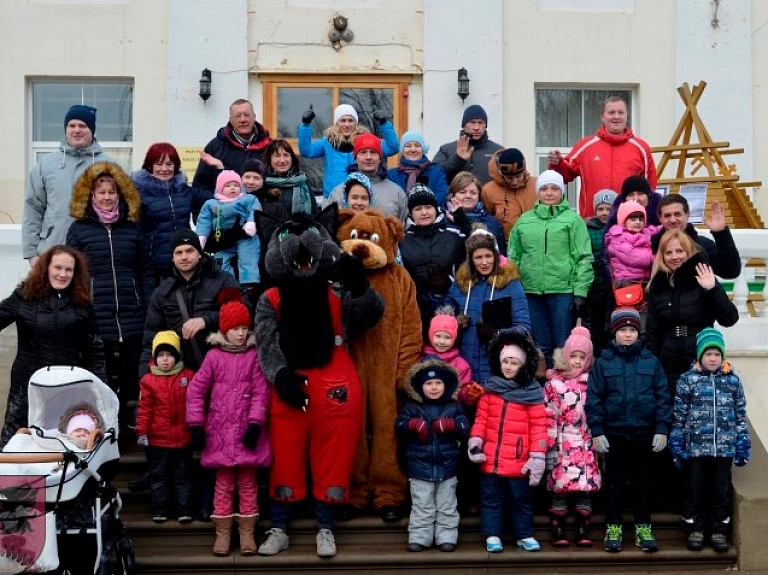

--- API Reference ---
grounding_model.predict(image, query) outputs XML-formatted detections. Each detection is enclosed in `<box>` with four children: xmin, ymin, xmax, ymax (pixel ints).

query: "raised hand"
<box><xmin>704</xmin><ymin>200</ymin><xmax>727</xmax><ymax>232</ymax></box>
<box><xmin>694</xmin><ymin>262</ymin><xmax>716</xmax><ymax>291</ymax></box>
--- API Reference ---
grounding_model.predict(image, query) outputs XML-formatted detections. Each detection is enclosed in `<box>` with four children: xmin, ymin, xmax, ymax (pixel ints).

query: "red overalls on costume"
<box><xmin>265</xmin><ymin>286</ymin><xmax>364</xmax><ymax>503</ymax></box>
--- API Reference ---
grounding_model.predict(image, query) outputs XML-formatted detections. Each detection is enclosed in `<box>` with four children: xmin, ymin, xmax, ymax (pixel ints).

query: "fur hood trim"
<box><xmin>453</xmin><ymin>258</ymin><xmax>521</xmax><ymax>292</ymax></box>
<box><xmin>403</xmin><ymin>358</ymin><xmax>460</xmax><ymax>403</ymax></box>
<box><xmin>71</xmin><ymin>161</ymin><xmax>141</xmax><ymax>221</ymax></box>
<box><xmin>206</xmin><ymin>330</ymin><xmax>256</xmax><ymax>351</ymax></box>
<box><xmin>487</xmin><ymin>328</ymin><xmax>540</xmax><ymax>384</ymax></box>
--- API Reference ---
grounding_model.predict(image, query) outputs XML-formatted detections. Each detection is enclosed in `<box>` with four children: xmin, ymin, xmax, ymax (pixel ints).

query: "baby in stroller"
<box><xmin>57</xmin><ymin>402</ymin><xmax>104</xmax><ymax>451</ymax></box>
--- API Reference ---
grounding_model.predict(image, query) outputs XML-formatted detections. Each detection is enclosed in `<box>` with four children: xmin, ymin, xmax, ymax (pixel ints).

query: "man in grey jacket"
<box><xmin>22</xmin><ymin>105</ymin><xmax>114</xmax><ymax>267</ymax></box>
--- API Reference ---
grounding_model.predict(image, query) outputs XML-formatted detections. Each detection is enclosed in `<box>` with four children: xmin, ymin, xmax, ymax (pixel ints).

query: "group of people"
<box><xmin>2</xmin><ymin>95</ymin><xmax>749</xmax><ymax>559</ymax></box>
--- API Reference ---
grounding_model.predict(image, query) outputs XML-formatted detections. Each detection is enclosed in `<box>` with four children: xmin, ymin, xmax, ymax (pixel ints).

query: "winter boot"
<box><xmin>237</xmin><ymin>514</ymin><xmax>259</xmax><ymax>556</ymax></box>
<box><xmin>211</xmin><ymin>515</ymin><xmax>234</xmax><ymax>556</ymax></box>
<box><xmin>574</xmin><ymin>513</ymin><xmax>593</xmax><ymax>547</ymax></box>
<box><xmin>549</xmin><ymin>515</ymin><xmax>569</xmax><ymax>547</ymax></box>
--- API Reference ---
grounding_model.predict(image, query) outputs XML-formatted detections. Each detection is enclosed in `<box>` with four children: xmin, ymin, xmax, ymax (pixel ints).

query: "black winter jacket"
<box><xmin>132</xmin><ymin>170</ymin><xmax>212</xmax><ymax>275</ymax></box>
<box><xmin>645</xmin><ymin>252</ymin><xmax>739</xmax><ymax>387</ymax></box>
<box><xmin>139</xmin><ymin>257</ymin><xmax>242</xmax><ymax>375</ymax></box>
<box><xmin>399</xmin><ymin>218</ymin><xmax>465</xmax><ymax>295</ymax></box>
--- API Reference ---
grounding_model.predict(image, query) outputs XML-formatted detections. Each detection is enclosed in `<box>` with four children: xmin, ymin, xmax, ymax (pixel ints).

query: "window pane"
<box><xmin>340</xmin><ymin>88</ymin><xmax>394</xmax><ymax>137</ymax></box>
<box><xmin>277</xmin><ymin>87</ymin><xmax>332</xmax><ymax>139</ymax></box>
<box><xmin>535</xmin><ymin>89</ymin><xmax>581</xmax><ymax>147</ymax></box>
<box><xmin>583</xmin><ymin>90</ymin><xmax>632</xmax><ymax>132</ymax></box>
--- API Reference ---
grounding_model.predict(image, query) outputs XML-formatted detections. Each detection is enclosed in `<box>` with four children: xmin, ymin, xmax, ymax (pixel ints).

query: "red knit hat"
<box><xmin>429</xmin><ymin>313</ymin><xmax>458</xmax><ymax>343</ymax></box>
<box><xmin>218</xmin><ymin>288</ymin><xmax>251</xmax><ymax>333</ymax></box>
<box><xmin>353</xmin><ymin>133</ymin><xmax>383</xmax><ymax>158</ymax></box>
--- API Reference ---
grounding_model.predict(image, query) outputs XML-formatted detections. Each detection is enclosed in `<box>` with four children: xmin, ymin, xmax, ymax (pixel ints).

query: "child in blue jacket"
<box><xmin>396</xmin><ymin>360</ymin><xmax>469</xmax><ymax>553</ymax></box>
<box><xmin>669</xmin><ymin>328</ymin><xmax>749</xmax><ymax>553</ymax></box>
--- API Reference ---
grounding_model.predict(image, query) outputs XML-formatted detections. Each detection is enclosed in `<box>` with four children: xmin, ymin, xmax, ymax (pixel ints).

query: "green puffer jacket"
<box><xmin>507</xmin><ymin>198</ymin><xmax>593</xmax><ymax>297</ymax></box>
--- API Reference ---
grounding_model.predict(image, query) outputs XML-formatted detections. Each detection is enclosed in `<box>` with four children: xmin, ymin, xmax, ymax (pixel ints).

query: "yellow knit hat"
<box><xmin>152</xmin><ymin>330</ymin><xmax>181</xmax><ymax>361</ymax></box>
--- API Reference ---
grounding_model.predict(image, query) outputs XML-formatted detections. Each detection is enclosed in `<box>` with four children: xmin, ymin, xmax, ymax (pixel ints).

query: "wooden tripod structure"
<box><xmin>652</xmin><ymin>81</ymin><xmax>764</xmax><ymax>228</ymax></box>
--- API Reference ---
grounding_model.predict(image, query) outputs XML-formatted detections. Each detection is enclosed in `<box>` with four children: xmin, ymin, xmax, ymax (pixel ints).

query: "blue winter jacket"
<box><xmin>298</xmin><ymin>122</ymin><xmax>399</xmax><ymax>198</ymax></box>
<box><xmin>395</xmin><ymin>360</ymin><xmax>470</xmax><ymax>482</ymax></box>
<box><xmin>670</xmin><ymin>362</ymin><xmax>750</xmax><ymax>460</ymax></box>
<box><xmin>586</xmin><ymin>340</ymin><xmax>671</xmax><ymax>439</ymax></box>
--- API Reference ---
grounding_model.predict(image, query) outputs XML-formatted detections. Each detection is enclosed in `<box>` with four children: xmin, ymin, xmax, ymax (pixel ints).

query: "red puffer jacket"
<box><xmin>471</xmin><ymin>392</ymin><xmax>548</xmax><ymax>478</ymax></box>
<box><xmin>135</xmin><ymin>364</ymin><xmax>196</xmax><ymax>448</ymax></box>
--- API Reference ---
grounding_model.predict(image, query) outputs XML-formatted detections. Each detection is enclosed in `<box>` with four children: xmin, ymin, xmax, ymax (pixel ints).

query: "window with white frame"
<box><xmin>31</xmin><ymin>81</ymin><xmax>134</xmax><ymax>170</ymax></box>
<box><xmin>535</xmin><ymin>87</ymin><xmax>632</xmax><ymax>206</ymax></box>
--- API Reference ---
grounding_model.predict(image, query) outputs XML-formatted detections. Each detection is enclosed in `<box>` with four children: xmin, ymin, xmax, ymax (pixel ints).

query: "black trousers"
<box><xmin>103</xmin><ymin>336</ymin><xmax>142</xmax><ymax>404</ymax></box>
<box><xmin>681</xmin><ymin>456</ymin><xmax>732</xmax><ymax>534</ymax></box>
<box><xmin>146</xmin><ymin>445</ymin><xmax>194</xmax><ymax>518</ymax></box>
<box><xmin>603</xmin><ymin>433</ymin><xmax>653</xmax><ymax>525</ymax></box>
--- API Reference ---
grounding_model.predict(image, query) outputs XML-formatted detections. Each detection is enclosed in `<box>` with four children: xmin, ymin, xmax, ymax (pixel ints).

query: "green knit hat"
<box><xmin>696</xmin><ymin>327</ymin><xmax>725</xmax><ymax>362</ymax></box>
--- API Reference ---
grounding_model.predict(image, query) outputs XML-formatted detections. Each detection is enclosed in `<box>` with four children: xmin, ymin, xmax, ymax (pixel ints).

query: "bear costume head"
<box><xmin>336</xmin><ymin>208</ymin><xmax>404</xmax><ymax>269</ymax></box>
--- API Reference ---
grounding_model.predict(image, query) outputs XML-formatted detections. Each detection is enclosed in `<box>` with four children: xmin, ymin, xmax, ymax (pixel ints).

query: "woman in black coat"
<box><xmin>67</xmin><ymin>162</ymin><xmax>155</xmax><ymax>413</ymax></box>
<box><xmin>0</xmin><ymin>245</ymin><xmax>105</xmax><ymax>445</ymax></box>
<box><xmin>645</xmin><ymin>229</ymin><xmax>739</xmax><ymax>393</ymax></box>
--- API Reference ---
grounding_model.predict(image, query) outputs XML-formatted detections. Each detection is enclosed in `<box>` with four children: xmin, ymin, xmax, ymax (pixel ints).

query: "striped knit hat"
<box><xmin>610</xmin><ymin>307</ymin><xmax>641</xmax><ymax>335</ymax></box>
<box><xmin>696</xmin><ymin>327</ymin><xmax>725</xmax><ymax>362</ymax></box>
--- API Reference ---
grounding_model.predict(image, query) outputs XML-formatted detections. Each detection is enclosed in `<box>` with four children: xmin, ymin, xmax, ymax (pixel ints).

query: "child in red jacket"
<box><xmin>467</xmin><ymin>328</ymin><xmax>548</xmax><ymax>553</ymax></box>
<box><xmin>135</xmin><ymin>330</ymin><xmax>197</xmax><ymax>524</ymax></box>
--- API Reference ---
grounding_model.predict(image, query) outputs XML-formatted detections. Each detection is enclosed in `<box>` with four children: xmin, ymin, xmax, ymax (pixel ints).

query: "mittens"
<box><xmin>373</xmin><ymin>109</ymin><xmax>388</xmax><ymax>125</ymax></box>
<box><xmin>593</xmin><ymin>435</ymin><xmax>609</xmax><ymax>454</ymax></box>
<box><xmin>301</xmin><ymin>107</ymin><xmax>316</xmax><ymax>125</ymax></box>
<box><xmin>521</xmin><ymin>452</ymin><xmax>546</xmax><ymax>486</ymax></box>
<box><xmin>432</xmin><ymin>417</ymin><xmax>456</xmax><ymax>435</ymax></box>
<box><xmin>242</xmin><ymin>423</ymin><xmax>261</xmax><ymax>450</ymax></box>
<box><xmin>467</xmin><ymin>437</ymin><xmax>486</xmax><ymax>463</ymax></box>
<box><xmin>463</xmin><ymin>382</ymin><xmax>484</xmax><ymax>405</ymax></box>
<box><xmin>198</xmin><ymin>235</ymin><xmax>208</xmax><ymax>250</ymax></box>
<box><xmin>407</xmin><ymin>418</ymin><xmax>429</xmax><ymax>442</ymax></box>
<box><xmin>475</xmin><ymin>321</ymin><xmax>497</xmax><ymax>345</ymax></box>
<box><xmin>336</xmin><ymin>252</ymin><xmax>369</xmax><ymax>298</ymax></box>
<box><xmin>243</xmin><ymin>221</ymin><xmax>256</xmax><ymax>237</ymax></box>
<box><xmin>137</xmin><ymin>435</ymin><xmax>148</xmax><ymax>448</ymax></box>
<box><xmin>651</xmin><ymin>434</ymin><xmax>667</xmax><ymax>453</ymax></box>
<box><xmin>275</xmin><ymin>369</ymin><xmax>309</xmax><ymax>409</ymax></box>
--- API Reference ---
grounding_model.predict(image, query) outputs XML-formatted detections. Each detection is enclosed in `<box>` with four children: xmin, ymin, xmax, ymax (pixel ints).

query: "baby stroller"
<box><xmin>0</xmin><ymin>366</ymin><xmax>135</xmax><ymax>574</ymax></box>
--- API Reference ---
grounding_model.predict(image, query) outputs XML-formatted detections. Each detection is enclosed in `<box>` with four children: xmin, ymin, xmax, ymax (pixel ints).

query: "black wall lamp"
<box><xmin>199</xmin><ymin>69</ymin><xmax>212</xmax><ymax>102</ymax></box>
<box><xmin>457</xmin><ymin>68</ymin><xmax>470</xmax><ymax>102</ymax></box>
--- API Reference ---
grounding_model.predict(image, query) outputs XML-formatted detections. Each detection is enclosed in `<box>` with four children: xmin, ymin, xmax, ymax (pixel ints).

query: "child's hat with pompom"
<box><xmin>218</xmin><ymin>288</ymin><xmax>251</xmax><ymax>333</ymax></box>
<box><xmin>562</xmin><ymin>326</ymin><xmax>593</xmax><ymax>374</ymax></box>
<box><xmin>429</xmin><ymin>306</ymin><xmax>458</xmax><ymax>343</ymax></box>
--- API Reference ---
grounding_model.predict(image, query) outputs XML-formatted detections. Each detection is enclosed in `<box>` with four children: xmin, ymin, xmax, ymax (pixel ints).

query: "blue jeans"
<box><xmin>479</xmin><ymin>473</ymin><xmax>533</xmax><ymax>540</ymax></box>
<box><xmin>269</xmin><ymin>499</ymin><xmax>336</xmax><ymax>531</ymax></box>
<box><xmin>527</xmin><ymin>293</ymin><xmax>575</xmax><ymax>368</ymax></box>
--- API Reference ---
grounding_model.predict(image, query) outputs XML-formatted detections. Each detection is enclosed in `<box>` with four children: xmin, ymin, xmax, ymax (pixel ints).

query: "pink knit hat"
<box><xmin>562</xmin><ymin>326</ymin><xmax>593</xmax><ymax>376</ymax></box>
<box><xmin>215</xmin><ymin>170</ymin><xmax>243</xmax><ymax>200</ymax></box>
<box><xmin>617</xmin><ymin>200</ymin><xmax>646</xmax><ymax>229</ymax></box>
<box><xmin>66</xmin><ymin>412</ymin><xmax>98</xmax><ymax>436</ymax></box>
<box><xmin>429</xmin><ymin>313</ymin><xmax>458</xmax><ymax>343</ymax></box>
<box><xmin>500</xmin><ymin>344</ymin><xmax>527</xmax><ymax>364</ymax></box>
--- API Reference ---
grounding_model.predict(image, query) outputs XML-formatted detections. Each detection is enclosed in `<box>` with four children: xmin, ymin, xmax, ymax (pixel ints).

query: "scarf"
<box><xmin>91</xmin><ymin>193</ymin><xmax>120</xmax><ymax>224</ymax></box>
<box><xmin>397</xmin><ymin>157</ymin><xmax>430</xmax><ymax>194</ymax></box>
<box><xmin>265</xmin><ymin>172</ymin><xmax>313</xmax><ymax>215</ymax></box>
<box><xmin>150</xmin><ymin>360</ymin><xmax>186</xmax><ymax>376</ymax></box>
<box><xmin>484</xmin><ymin>375</ymin><xmax>544</xmax><ymax>405</ymax></box>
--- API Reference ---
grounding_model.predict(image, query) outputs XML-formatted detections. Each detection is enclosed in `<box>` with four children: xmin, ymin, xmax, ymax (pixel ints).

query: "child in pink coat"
<box><xmin>605</xmin><ymin>200</ymin><xmax>662</xmax><ymax>289</ymax></box>
<box><xmin>187</xmin><ymin>290</ymin><xmax>271</xmax><ymax>558</ymax></box>
<box><xmin>543</xmin><ymin>326</ymin><xmax>601</xmax><ymax>548</ymax></box>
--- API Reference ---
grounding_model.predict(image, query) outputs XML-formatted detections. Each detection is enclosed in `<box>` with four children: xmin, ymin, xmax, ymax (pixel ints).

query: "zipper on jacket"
<box><xmin>493</xmin><ymin>401</ymin><xmax>508</xmax><ymax>474</ymax></box>
<box><xmin>711</xmin><ymin>372</ymin><xmax>717</xmax><ymax>456</ymax></box>
<box><xmin>107</xmin><ymin>227</ymin><xmax>123</xmax><ymax>343</ymax></box>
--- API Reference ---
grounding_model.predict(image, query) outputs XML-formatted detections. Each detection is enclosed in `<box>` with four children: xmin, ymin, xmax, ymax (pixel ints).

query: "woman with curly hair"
<box><xmin>0</xmin><ymin>245</ymin><xmax>106</xmax><ymax>445</ymax></box>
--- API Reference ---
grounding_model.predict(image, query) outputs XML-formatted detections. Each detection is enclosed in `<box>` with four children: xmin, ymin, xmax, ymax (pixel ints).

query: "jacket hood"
<box><xmin>453</xmin><ymin>258</ymin><xmax>521</xmax><ymax>293</ymax></box>
<box><xmin>487</xmin><ymin>328</ymin><xmax>540</xmax><ymax>383</ymax></box>
<box><xmin>206</xmin><ymin>330</ymin><xmax>257</xmax><ymax>350</ymax></box>
<box><xmin>131</xmin><ymin>168</ymin><xmax>189</xmax><ymax>191</ymax></box>
<box><xmin>59</xmin><ymin>138</ymin><xmax>103</xmax><ymax>158</ymax></box>
<box><xmin>403</xmin><ymin>358</ymin><xmax>460</xmax><ymax>404</ymax></box>
<box><xmin>71</xmin><ymin>161</ymin><xmax>141</xmax><ymax>221</ymax></box>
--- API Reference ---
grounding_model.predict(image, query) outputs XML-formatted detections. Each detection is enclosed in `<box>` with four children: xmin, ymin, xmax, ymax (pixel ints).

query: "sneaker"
<box><xmin>634</xmin><ymin>523</ymin><xmax>659</xmax><ymax>552</ymax></box>
<box><xmin>316</xmin><ymin>528</ymin><xmax>337</xmax><ymax>558</ymax></box>
<box><xmin>604</xmin><ymin>524</ymin><xmax>623</xmax><ymax>552</ymax></box>
<box><xmin>517</xmin><ymin>537</ymin><xmax>541</xmax><ymax>552</ymax></box>
<box><xmin>438</xmin><ymin>542</ymin><xmax>456</xmax><ymax>552</ymax></box>
<box><xmin>152</xmin><ymin>515</ymin><xmax>167</xmax><ymax>523</ymax></box>
<box><xmin>258</xmin><ymin>528</ymin><xmax>289</xmax><ymax>556</ymax></box>
<box><xmin>687</xmin><ymin>531</ymin><xmax>704</xmax><ymax>551</ymax></box>
<box><xmin>408</xmin><ymin>542</ymin><xmax>429</xmax><ymax>552</ymax></box>
<box><xmin>486</xmin><ymin>536</ymin><xmax>504</xmax><ymax>553</ymax></box>
<box><xmin>177</xmin><ymin>515</ymin><xmax>193</xmax><ymax>524</ymax></box>
<box><xmin>710</xmin><ymin>533</ymin><xmax>730</xmax><ymax>553</ymax></box>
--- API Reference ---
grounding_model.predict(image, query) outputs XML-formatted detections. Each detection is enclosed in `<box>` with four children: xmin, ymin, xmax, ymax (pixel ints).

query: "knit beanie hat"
<box><xmin>412</xmin><ymin>362</ymin><xmax>459</xmax><ymax>395</ymax></box>
<box><xmin>407</xmin><ymin>183</ymin><xmax>438</xmax><ymax>212</ymax></box>
<box><xmin>462</xmin><ymin>104</ymin><xmax>488</xmax><ymax>126</ymax></box>
<box><xmin>344</xmin><ymin>172</ymin><xmax>373</xmax><ymax>201</ymax></box>
<box><xmin>496</xmin><ymin>148</ymin><xmax>526</xmax><ymax>177</ymax></box>
<box><xmin>620</xmin><ymin>175</ymin><xmax>652</xmax><ymax>199</ymax></box>
<box><xmin>66</xmin><ymin>412</ymin><xmax>98</xmax><ymax>436</ymax></box>
<box><xmin>617</xmin><ymin>200</ymin><xmax>646</xmax><ymax>229</ymax></box>
<box><xmin>353</xmin><ymin>133</ymin><xmax>383</xmax><ymax>158</ymax></box>
<box><xmin>536</xmin><ymin>170</ymin><xmax>565</xmax><ymax>193</ymax></box>
<box><xmin>215</xmin><ymin>170</ymin><xmax>243</xmax><ymax>199</ymax></box>
<box><xmin>429</xmin><ymin>313</ymin><xmax>458</xmax><ymax>343</ymax></box>
<box><xmin>219</xmin><ymin>300</ymin><xmax>251</xmax><ymax>334</ymax></box>
<box><xmin>593</xmin><ymin>189</ymin><xmax>618</xmax><ymax>211</ymax></box>
<box><xmin>500</xmin><ymin>344</ymin><xmax>527</xmax><ymax>364</ymax></box>
<box><xmin>610</xmin><ymin>307</ymin><xmax>641</xmax><ymax>335</ymax></box>
<box><xmin>334</xmin><ymin>104</ymin><xmax>359</xmax><ymax>124</ymax></box>
<box><xmin>169</xmin><ymin>228</ymin><xmax>203</xmax><ymax>256</ymax></box>
<box><xmin>562</xmin><ymin>326</ymin><xmax>594</xmax><ymax>374</ymax></box>
<box><xmin>152</xmin><ymin>330</ymin><xmax>182</xmax><ymax>362</ymax></box>
<box><xmin>696</xmin><ymin>327</ymin><xmax>726</xmax><ymax>362</ymax></box>
<box><xmin>399</xmin><ymin>130</ymin><xmax>429</xmax><ymax>155</ymax></box>
<box><xmin>241</xmin><ymin>158</ymin><xmax>266</xmax><ymax>178</ymax></box>
<box><xmin>65</xmin><ymin>104</ymin><xmax>97</xmax><ymax>135</ymax></box>
<box><xmin>465</xmin><ymin>228</ymin><xmax>499</xmax><ymax>274</ymax></box>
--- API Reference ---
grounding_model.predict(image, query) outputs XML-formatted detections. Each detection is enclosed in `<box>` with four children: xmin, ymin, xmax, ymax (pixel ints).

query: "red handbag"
<box><xmin>613</xmin><ymin>283</ymin><xmax>644</xmax><ymax>306</ymax></box>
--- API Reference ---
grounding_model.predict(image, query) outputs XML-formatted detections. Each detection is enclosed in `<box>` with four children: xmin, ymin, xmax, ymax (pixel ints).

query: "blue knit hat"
<box><xmin>462</xmin><ymin>104</ymin><xmax>488</xmax><ymax>126</ymax></box>
<box><xmin>65</xmin><ymin>105</ymin><xmax>97</xmax><ymax>135</ymax></box>
<box><xmin>399</xmin><ymin>130</ymin><xmax>429</xmax><ymax>155</ymax></box>
<box><xmin>696</xmin><ymin>327</ymin><xmax>725</xmax><ymax>362</ymax></box>
<box><xmin>344</xmin><ymin>172</ymin><xmax>373</xmax><ymax>203</ymax></box>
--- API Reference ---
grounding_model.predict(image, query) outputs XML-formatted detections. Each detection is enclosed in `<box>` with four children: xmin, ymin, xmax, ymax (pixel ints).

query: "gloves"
<box><xmin>243</xmin><ymin>221</ymin><xmax>256</xmax><ymax>237</ymax></box>
<box><xmin>734</xmin><ymin>454</ymin><xmax>749</xmax><ymax>467</ymax></box>
<box><xmin>426</xmin><ymin>263</ymin><xmax>451</xmax><ymax>297</ymax></box>
<box><xmin>242</xmin><ymin>423</ymin><xmax>261</xmax><ymax>450</ymax></box>
<box><xmin>569</xmin><ymin>296</ymin><xmax>588</xmax><ymax>319</ymax></box>
<box><xmin>467</xmin><ymin>437</ymin><xmax>486</xmax><ymax>463</ymax></box>
<box><xmin>373</xmin><ymin>109</ymin><xmax>388</xmax><ymax>125</ymax></box>
<box><xmin>190</xmin><ymin>427</ymin><xmax>206</xmax><ymax>451</ymax></box>
<box><xmin>336</xmin><ymin>252</ymin><xmax>369</xmax><ymax>298</ymax></box>
<box><xmin>464</xmin><ymin>382</ymin><xmax>484</xmax><ymax>404</ymax></box>
<box><xmin>451</xmin><ymin>207</ymin><xmax>473</xmax><ymax>237</ymax></box>
<box><xmin>545</xmin><ymin>450</ymin><xmax>558</xmax><ymax>471</ymax></box>
<box><xmin>476</xmin><ymin>321</ymin><xmax>497</xmax><ymax>346</ymax></box>
<box><xmin>521</xmin><ymin>452</ymin><xmax>546</xmax><ymax>486</ymax></box>
<box><xmin>652</xmin><ymin>433</ymin><xmax>668</xmax><ymax>453</ymax></box>
<box><xmin>593</xmin><ymin>435</ymin><xmax>610</xmax><ymax>454</ymax></box>
<box><xmin>673</xmin><ymin>456</ymin><xmax>684</xmax><ymax>471</ymax></box>
<box><xmin>432</xmin><ymin>417</ymin><xmax>456</xmax><ymax>435</ymax></box>
<box><xmin>407</xmin><ymin>418</ymin><xmax>429</xmax><ymax>442</ymax></box>
<box><xmin>275</xmin><ymin>368</ymin><xmax>309</xmax><ymax>409</ymax></box>
<box><xmin>198</xmin><ymin>235</ymin><xmax>208</xmax><ymax>250</ymax></box>
<box><xmin>301</xmin><ymin>106</ymin><xmax>316</xmax><ymax>125</ymax></box>
<box><xmin>137</xmin><ymin>435</ymin><xmax>148</xmax><ymax>448</ymax></box>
